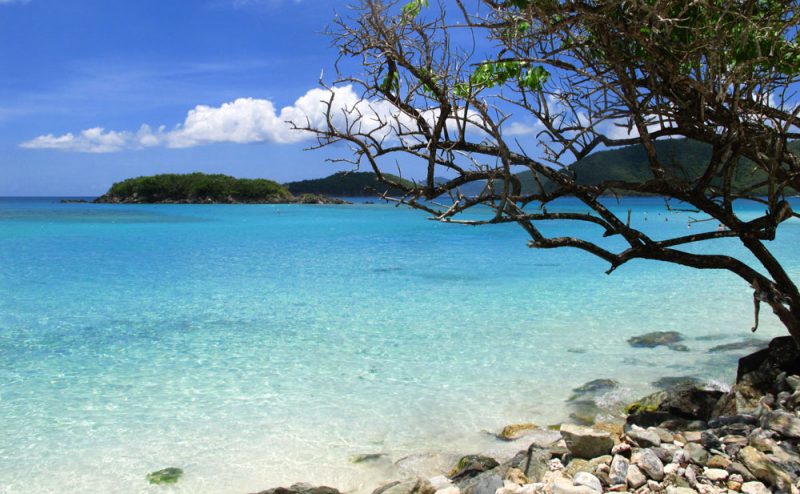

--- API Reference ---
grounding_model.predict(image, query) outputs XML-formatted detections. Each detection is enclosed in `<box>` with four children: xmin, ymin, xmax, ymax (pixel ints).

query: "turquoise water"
<box><xmin>0</xmin><ymin>197</ymin><xmax>798</xmax><ymax>493</ymax></box>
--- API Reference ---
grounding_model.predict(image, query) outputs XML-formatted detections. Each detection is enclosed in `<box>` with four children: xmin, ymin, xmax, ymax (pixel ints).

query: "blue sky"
<box><xmin>0</xmin><ymin>0</ymin><xmax>365</xmax><ymax>195</ymax></box>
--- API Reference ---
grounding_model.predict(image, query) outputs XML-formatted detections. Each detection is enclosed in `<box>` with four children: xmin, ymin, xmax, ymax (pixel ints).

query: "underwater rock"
<box><xmin>627</xmin><ymin>331</ymin><xmax>684</xmax><ymax>348</ymax></box>
<box><xmin>146</xmin><ymin>467</ymin><xmax>183</xmax><ymax>485</ymax></box>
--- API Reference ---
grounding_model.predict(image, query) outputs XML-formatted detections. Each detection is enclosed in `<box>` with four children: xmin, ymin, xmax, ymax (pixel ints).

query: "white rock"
<box><xmin>548</xmin><ymin>475</ymin><xmax>597</xmax><ymax>494</ymax></box>
<box><xmin>740</xmin><ymin>481</ymin><xmax>771</xmax><ymax>494</ymax></box>
<box><xmin>572</xmin><ymin>472</ymin><xmax>602</xmax><ymax>493</ymax></box>
<box><xmin>703</xmin><ymin>468</ymin><xmax>728</xmax><ymax>482</ymax></box>
<box><xmin>664</xmin><ymin>463</ymin><xmax>680</xmax><ymax>475</ymax></box>
<box><xmin>517</xmin><ymin>484</ymin><xmax>542</xmax><ymax>494</ymax></box>
<box><xmin>434</xmin><ymin>487</ymin><xmax>459</xmax><ymax>494</ymax></box>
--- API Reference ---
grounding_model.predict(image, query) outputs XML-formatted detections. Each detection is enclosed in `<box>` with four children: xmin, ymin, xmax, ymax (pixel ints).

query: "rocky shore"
<box><xmin>242</xmin><ymin>336</ymin><xmax>800</xmax><ymax>494</ymax></box>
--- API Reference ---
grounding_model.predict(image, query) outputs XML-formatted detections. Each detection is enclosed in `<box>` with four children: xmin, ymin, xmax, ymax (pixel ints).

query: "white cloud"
<box><xmin>504</xmin><ymin>121</ymin><xmax>540</xmax><ymax>137</ymax></box>
<box><xmin>21</xmin><ymin>86</ymin><xmax>485</xmax><ymax>153</ymax></box>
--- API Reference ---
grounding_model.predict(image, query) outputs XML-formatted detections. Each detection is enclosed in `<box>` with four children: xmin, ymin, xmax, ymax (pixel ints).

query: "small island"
<box><xmin>92</xmin><ymin>173</ymin><xmax>348</xmax><ymax>204</ymax></box>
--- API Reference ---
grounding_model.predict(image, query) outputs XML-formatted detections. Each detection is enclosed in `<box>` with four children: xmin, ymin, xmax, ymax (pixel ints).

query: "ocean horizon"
<box><xmin>1</xmin><ymin>197</ymin><xmax>797</xmax><ymax>493</ymax></box>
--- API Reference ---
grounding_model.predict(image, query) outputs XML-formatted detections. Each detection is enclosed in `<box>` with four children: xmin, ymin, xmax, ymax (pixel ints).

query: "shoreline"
<box><xmin>237</xmin><ymin>336</ymin><xmax>798</xmax><ymax>494</ymax></box>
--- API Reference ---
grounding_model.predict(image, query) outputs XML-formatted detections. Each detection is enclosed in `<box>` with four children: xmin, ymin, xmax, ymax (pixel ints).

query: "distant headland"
<box><xmin>91</xmin><ymin>173</ymin><xmax>348</xmax><ymax>205</ymax></box>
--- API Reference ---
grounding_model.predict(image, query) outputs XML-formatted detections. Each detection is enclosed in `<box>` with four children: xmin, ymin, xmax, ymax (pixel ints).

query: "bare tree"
<box><xmin>295</xmin><ymin>0</ymin><xmax>800</xmax><ymax>344</ymax></box>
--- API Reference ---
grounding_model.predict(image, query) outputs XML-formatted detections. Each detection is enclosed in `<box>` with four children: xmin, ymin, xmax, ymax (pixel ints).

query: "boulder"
<box><xmin>626</xmin><ymin>384</ymin><xmax>723</xmax><ymax>428</ymax></box>
<box><xmin>715</xmin><ymin>336</ymin><xmax>800</xmax><ymax>416</ymax></box>
<box><xmin>448</xmin><ymin>456</ymin><xmax>499</xmax><ymax>481</ymax></box>
<box><xmin>560</xmin><ymin>424</ymin><xmax>614</xmax><ymax>459</ymax></box>
<box><xmin>255</xmin><ymin>484</ymin><xmax>341</xmax><ymax>494</ymax></box>
<box><xmin>459</xmin><ymin>473</ymin><xmax>501</xmax><ymax>494</ymax></box>
<box><xmin>512</xmin><ymin>446</ymin><xmax>551</xmax><ymax>483</ymax></box>
<box><xmin>738</xmin><ymin>446</ymin><xmax>794</xmax><ymax>490</ymax></box>
<box><xmin>761</xmin><ymin>410</ymin><xmax>800</xmax><ymax>438</ymax></box>
<box><xmin>497</xmin><ymin>423</ymin><xmax>539</xmax><ymax>441</ymax></box>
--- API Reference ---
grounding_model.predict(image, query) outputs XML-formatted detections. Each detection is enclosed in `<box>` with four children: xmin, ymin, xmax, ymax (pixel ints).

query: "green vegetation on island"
<box><xmin>285</xmin><ymin>171</ymin><xmax>414</xmax><ymax>197</ymax></box>
<box><xmin>93</xmin><ymin>173</ymin><xmax>346</xmax><ymax>204</ymax></box>
<box><xmin>515</xmin><ymin>139</ymin><xmax>800</xmax><ymax>196</ymax></box>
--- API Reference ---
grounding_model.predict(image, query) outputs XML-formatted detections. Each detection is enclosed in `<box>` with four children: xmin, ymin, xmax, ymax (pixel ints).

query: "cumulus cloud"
<box><xmin>21</xmin><ymin>86</ymin><xmax>486</xmax><ymax>153</ymax></box>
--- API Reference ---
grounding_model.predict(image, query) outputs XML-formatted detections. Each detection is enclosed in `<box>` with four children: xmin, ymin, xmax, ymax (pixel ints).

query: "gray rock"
<box><xmin>516</xmin><ymin>446</ymin><xmax>551</xmax><ymax>483</ymax></box>
<box><xmin>626</xmin><ymin>464</ymin><xmax>647</xmax><ymax>488</ymax></box>
<box><xmin>708</xmin><ymin>339</ymin><xmax>768</xmax><ymax>353</ymax></box>
<box><xmin>707</xmin><ymin>414</ymin><xmax>758</xmax><ymax>428</ymax></box>
<box><xmin>572</xmin><ymin>472</ymin><xmax>602</xmax><ymax>493</ymax></box>
<box><xmin>650</xmin><ymin>427</ymin><xmax>674</xmax><ymax>443</ymax></box>
<box><xmin>560</xmin><ymin>424</ymin><xmax>614</xmax><ymax>459</ymax></box>
<box><xmin>631</xmin><ymin>449</ymin><xmax>664</xmax><ymax>481</ymax></box>
<box><xmin>448</xmin><ymin>455</ymin><xmax>499</xmax><ymax>481</ymax></box>
<box><xmin>609</xmin><ymin>455</ymin><xmax>629</xmax><ymax>485</ymax></box>
<box><xmin>761</xmin><ymin>410</ymin><xmax>800</xmax><ymax>438</ymax></box>
<box><xmin>740</xmin><ymin>481</ymin><xmax>772</xmax><ymax>494</ymax></box>
<box><xmin>627</xmin><ymin>425</ymin><xmax>661</xmax><ymax>447</ymax></box>
<box><xmin>786</xmin><ymin>375</ymin><xmax>800</xmax><ymax>392</ymax></box>
<box><xmin>255</xmin><ymin>484</ymin><xmax>341</xmax><ymax>494</ymax></box>
<box><xmin>460</xmin><ymin>474</ymin><xmax>501</xmax><ymax>494</ymax></box>
<box><xmin>738</xmin><ymin>445</ymin><xmax>793</xmax><ymax>490</ymax></box>
<box><xmin>703</xmin><ymin>468</ymin><xmax>729</xmax><ymax>482</ymax></box>
<box><xmin>628</xmin><ymin>331</ymin><xmax>683</xmax><ymax>348</ymax></box>
<box><xmin>684</xmin><ymin>442</ymin><xmax>709</xmax><ymax>466</ymax></box>
<box><xmin>727</xmin><ymin>461</ymin><xmax>757</xmax><ymax>481</ymax></box>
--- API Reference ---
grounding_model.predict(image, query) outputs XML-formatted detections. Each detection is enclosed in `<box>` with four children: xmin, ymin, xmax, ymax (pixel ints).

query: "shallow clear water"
<box><xmin>0</xmin><ymin>197</ymin><xmax>797</xmax><ymax>493</ymax></box>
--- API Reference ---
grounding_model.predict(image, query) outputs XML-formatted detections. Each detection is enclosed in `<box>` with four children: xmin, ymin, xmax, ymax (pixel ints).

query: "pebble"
<box><xmin>572</xmin><ymin>472</ymin><xmax>602</xmax><ymax>493</ymax></box>
<box><xmin>625</xmin><ymin>465</ymin><xmax>646</xmax><ymax>489</ymax></box>
<box><xmin>705</xmin><ymin>455</ymin><xmax>730</xmax><ymax>469</ymax></box>
<box><xmin>666</xmin><ymin>488</ymin><xmax>698</xmax><ymax>494</ymax></box>
<box><xmin>608</xmin><ymin>455</ymin><xmax>628</xmax><ymax>485</ymax></box>
<box><xmin>610</xmin><ymin>443</ymin><xmax>631</xmax><ymax>456</ymax></box>
<box><xmin>632</xmin><ymin>449</ymin><xmax>664</xmax><ymax>481</ymax></box>
<box><xmin>703</xmin><ymin>468</ymin><xmax>728</xmax><ymax>482</ymax></box>
<box><xmin>685</xmin><ymin>442</ymin><xmax>709</xmax><ymax>465</ymax></box>
<box><xmin>627</xmin><ymin>425</ymin><xmax>661</xmax><ymax>448</ymax></box>
<box><xmin>740</xmin><ymin>481</ymin><xmax>771</xmax><ymax>494</ymax></box>
<box><xmin>683</xmin><ymin>431</ymin><xmax>703</xmax><ymax>443</ymax></box>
